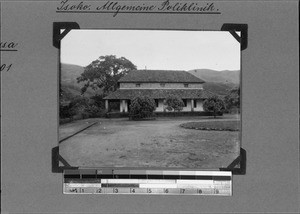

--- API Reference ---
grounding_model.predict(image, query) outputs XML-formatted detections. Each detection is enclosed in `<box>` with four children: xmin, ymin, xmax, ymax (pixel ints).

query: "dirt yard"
<box><xmin>59</xmin><ymin>115</ymin><xmax>240</xmax><ymax>169</ymax></box>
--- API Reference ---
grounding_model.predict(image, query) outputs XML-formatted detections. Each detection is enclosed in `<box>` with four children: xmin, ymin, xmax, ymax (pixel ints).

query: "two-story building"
<box><xmin>103</xmin><ymin>70</ymin><xmax>215</xmax><ymax>113</ymax></box>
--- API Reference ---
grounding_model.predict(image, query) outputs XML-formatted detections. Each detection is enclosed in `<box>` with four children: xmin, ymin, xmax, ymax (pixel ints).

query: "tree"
<box><xmin>165</xmin><ymin>95</ymin><xmax>185</xmax><ymax>112</ymax></box>
<box><xmin>129</xmin><ymin>96</ymin><xmax>156</xmax><ymax>119</ymax></box>
<box><xmin>77</xmin><ymin>55</ymin><xmax>136</xmax><ymax>95</ymax></box>
<box><xmin>224</xmin><ymin>87</ymin><xmax>240</xmax><ymax>111</ymax></box>
<box><xmin>203</xmin><ymin>95</ymin><xmax>225</xmax><ymax>118</ymax></box>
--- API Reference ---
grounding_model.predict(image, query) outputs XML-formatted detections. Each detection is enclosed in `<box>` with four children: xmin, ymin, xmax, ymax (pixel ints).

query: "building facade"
<box><xmin>103</xmin><ymin>70</ymin><xmax>215</xmax><ymax>113</ymax></box>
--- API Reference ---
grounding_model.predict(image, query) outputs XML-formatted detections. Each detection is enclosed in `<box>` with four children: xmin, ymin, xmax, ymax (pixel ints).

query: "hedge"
<box><xmin>154</xmin><ymin>111</ymin><xmax>222</xmax><ymax>117</ymax></box>
<box><xmin>105</xmin><ymin>111</ymin><xmax>222</xmax><ymax>118</ymax></box>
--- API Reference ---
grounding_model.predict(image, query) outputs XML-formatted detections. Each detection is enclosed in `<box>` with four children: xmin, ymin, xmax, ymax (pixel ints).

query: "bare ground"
<box><xmin>59</xmin><ymin>115</ymin><xmax>240</xmax><ymax>169</ymax></box>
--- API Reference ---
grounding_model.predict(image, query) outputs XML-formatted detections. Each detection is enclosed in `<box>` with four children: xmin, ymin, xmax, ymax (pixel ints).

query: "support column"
<box><xmin>121</xmin><ymin>100</ymin><xmax>126</xmax><ymax>113</ymax></box>
<box><xmin>191</xmin><ymin>99</ymin><xmax>194</xmax><ymax>112</ymax></box>
<box><xmin>105</xmin><ymin>100</ymin><xmax>109</xmax><ymax>111</ymax></box>
<box><xmin>120</xmin><ymin>100</ymin><xmax>123</xmax><ymax>112</ymax></box>
<box><xmin>124</xmin><ymin>100</ymin><xmax>128</xmax><ymax>113</ymax></box>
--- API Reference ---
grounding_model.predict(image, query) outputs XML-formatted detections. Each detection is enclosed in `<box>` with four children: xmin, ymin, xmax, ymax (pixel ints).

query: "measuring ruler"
<box><xmin>63</xmin><ymin>169</ymin><xmax>232</xmax><ymax>196</ymax></box>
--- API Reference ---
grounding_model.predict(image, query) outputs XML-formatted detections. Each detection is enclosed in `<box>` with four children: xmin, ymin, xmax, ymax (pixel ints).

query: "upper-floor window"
<box><xmin>136</xmin><ymin>83</ymin><xmax>141</xmax><ymax>87</ymax></box>
<box><xmin>184</xmin><ymin>84</ymin><xmax>189</xmax><ymax>88</ymax></box>
<box><xmin>160</xmin><ymin>83</ymin><xmax>165</xmax><ymax>87</ymax></box>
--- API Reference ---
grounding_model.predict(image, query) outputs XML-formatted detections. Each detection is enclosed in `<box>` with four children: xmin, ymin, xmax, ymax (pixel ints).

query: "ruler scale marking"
<box><xmin>64</xmin><ymin>170</ymin><xmax>232</xmax><ymax>195</ymax></box>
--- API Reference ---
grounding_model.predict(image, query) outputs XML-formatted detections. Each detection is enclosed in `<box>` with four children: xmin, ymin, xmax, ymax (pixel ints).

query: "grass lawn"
<box><xmin>180</xmin><ymin>120</ymin><xmax>240</xmax><ymax>131</ymax></box>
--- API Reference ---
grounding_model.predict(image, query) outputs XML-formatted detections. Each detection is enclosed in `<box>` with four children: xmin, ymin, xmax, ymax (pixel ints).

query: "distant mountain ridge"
<box><xmin>187</xmin><ymin>69</ymin><xmax>240</xmax><ymax>96</ymax></box>
<box><xmin>61</xmin><ymin>64</ymin><xmax>240</xmax><ymax>85</ymax></box>
<box><xmin>188</xmin><ymin>69</ymin><xmax>240</xmax><ymax>84</ymax></box>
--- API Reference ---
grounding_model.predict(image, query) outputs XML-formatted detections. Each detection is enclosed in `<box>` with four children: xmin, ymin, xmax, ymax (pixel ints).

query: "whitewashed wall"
<box><xmin>155</xmin><ymin>100</ymin><xmax>165</xmax><ymax>112</ymax></box>
<box><xmin>153</xmin><ymin>99</ymin><xmax>204</xmax><ymax>112</ymax></box>
<box><xmin>194</xmin><ymin>100</ymin><xmax>204</xmax><ymax>111</ymax></box>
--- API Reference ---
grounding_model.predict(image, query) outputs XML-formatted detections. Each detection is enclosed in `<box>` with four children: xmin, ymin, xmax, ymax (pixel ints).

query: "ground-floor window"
<box><xmin>183</xmin><ymin>99</ymin><xmax>187</xmax><ymax>107</ymax></box>
<box><xmin>155</xmin><ymin>99</ymin><xmax>159</xmax><ymax>107</ymax></box>
<box><xmin>194</xmin><ymin>100</ymin><xmax>197</xmax><ymax>108</ymax></box>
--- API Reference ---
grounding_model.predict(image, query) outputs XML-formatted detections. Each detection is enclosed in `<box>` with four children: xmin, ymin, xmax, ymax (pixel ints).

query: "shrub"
<box><xmin>129</xmin><ymin>96</ymin><xmax>156</xmax><ymax>119</ymax></box>
<box><xmin>165</xmin><ymin>95</ymin><xmax>185</xmax><ymax>112</ymax></box>
<box><xmin>90</xmin><ymin>94</ymin><xmax>106</xmax><ymax>109</ymax></box>
<box><xmin>85</xmin><ymin>105</ymin><xmax>107</xmax><ymax>118</ymax></box>
<box><xmin>68</xmin><ymin>96</ymin><xmax>105</xmax><ymax>118</ymax></box>
<box><xmin>59</xmin><ymin>103</ymin><xmax>74</xmax><ymax>119</ymax></box>
<box><xmin>224</xmin><ymin>87</ymin><xmax>240</xmax><ymax>112</ymax></box>
<box><xmin>203</xmin><ymin>95</ymin><xmax>225</xmax><ymax>118</ymax></box>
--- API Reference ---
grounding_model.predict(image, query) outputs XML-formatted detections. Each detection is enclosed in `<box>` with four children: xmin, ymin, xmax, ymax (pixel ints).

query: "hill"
<box><xmin>60</xmin><ymin>63</ymin><xmax>96</xmax><ymax>100</ymax></box>
<box><xmin>203</xmin><ymin>82</ymin><xmax>237</xmax><ymax>96</ymax></box>
<box><xmin>188</xmin><ymin>69</ymin><xmax>239</xmax><ymax>96</ymax></box>
<box><xmin>188</xmin><ymin>69</ymin><xmax>240</xmax><ymax>84</ymax></box>
<box><xmin>61</xmin><ymin>63</ymin><xmax>85</xmax><ymax>84</ymax></box>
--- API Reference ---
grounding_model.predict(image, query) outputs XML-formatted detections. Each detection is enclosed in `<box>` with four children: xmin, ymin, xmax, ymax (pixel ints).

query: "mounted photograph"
<box><xmin>58</xmin><ymin>29</ymin><xmax>241</xmax><ymax>169</ymax></box>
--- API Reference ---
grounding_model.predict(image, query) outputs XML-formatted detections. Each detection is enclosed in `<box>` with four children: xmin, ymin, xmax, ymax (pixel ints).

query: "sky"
<box><xmin>61</xmin><ymin>29</ymin><xmax>240</xmax><ymax>71</ymax></box>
